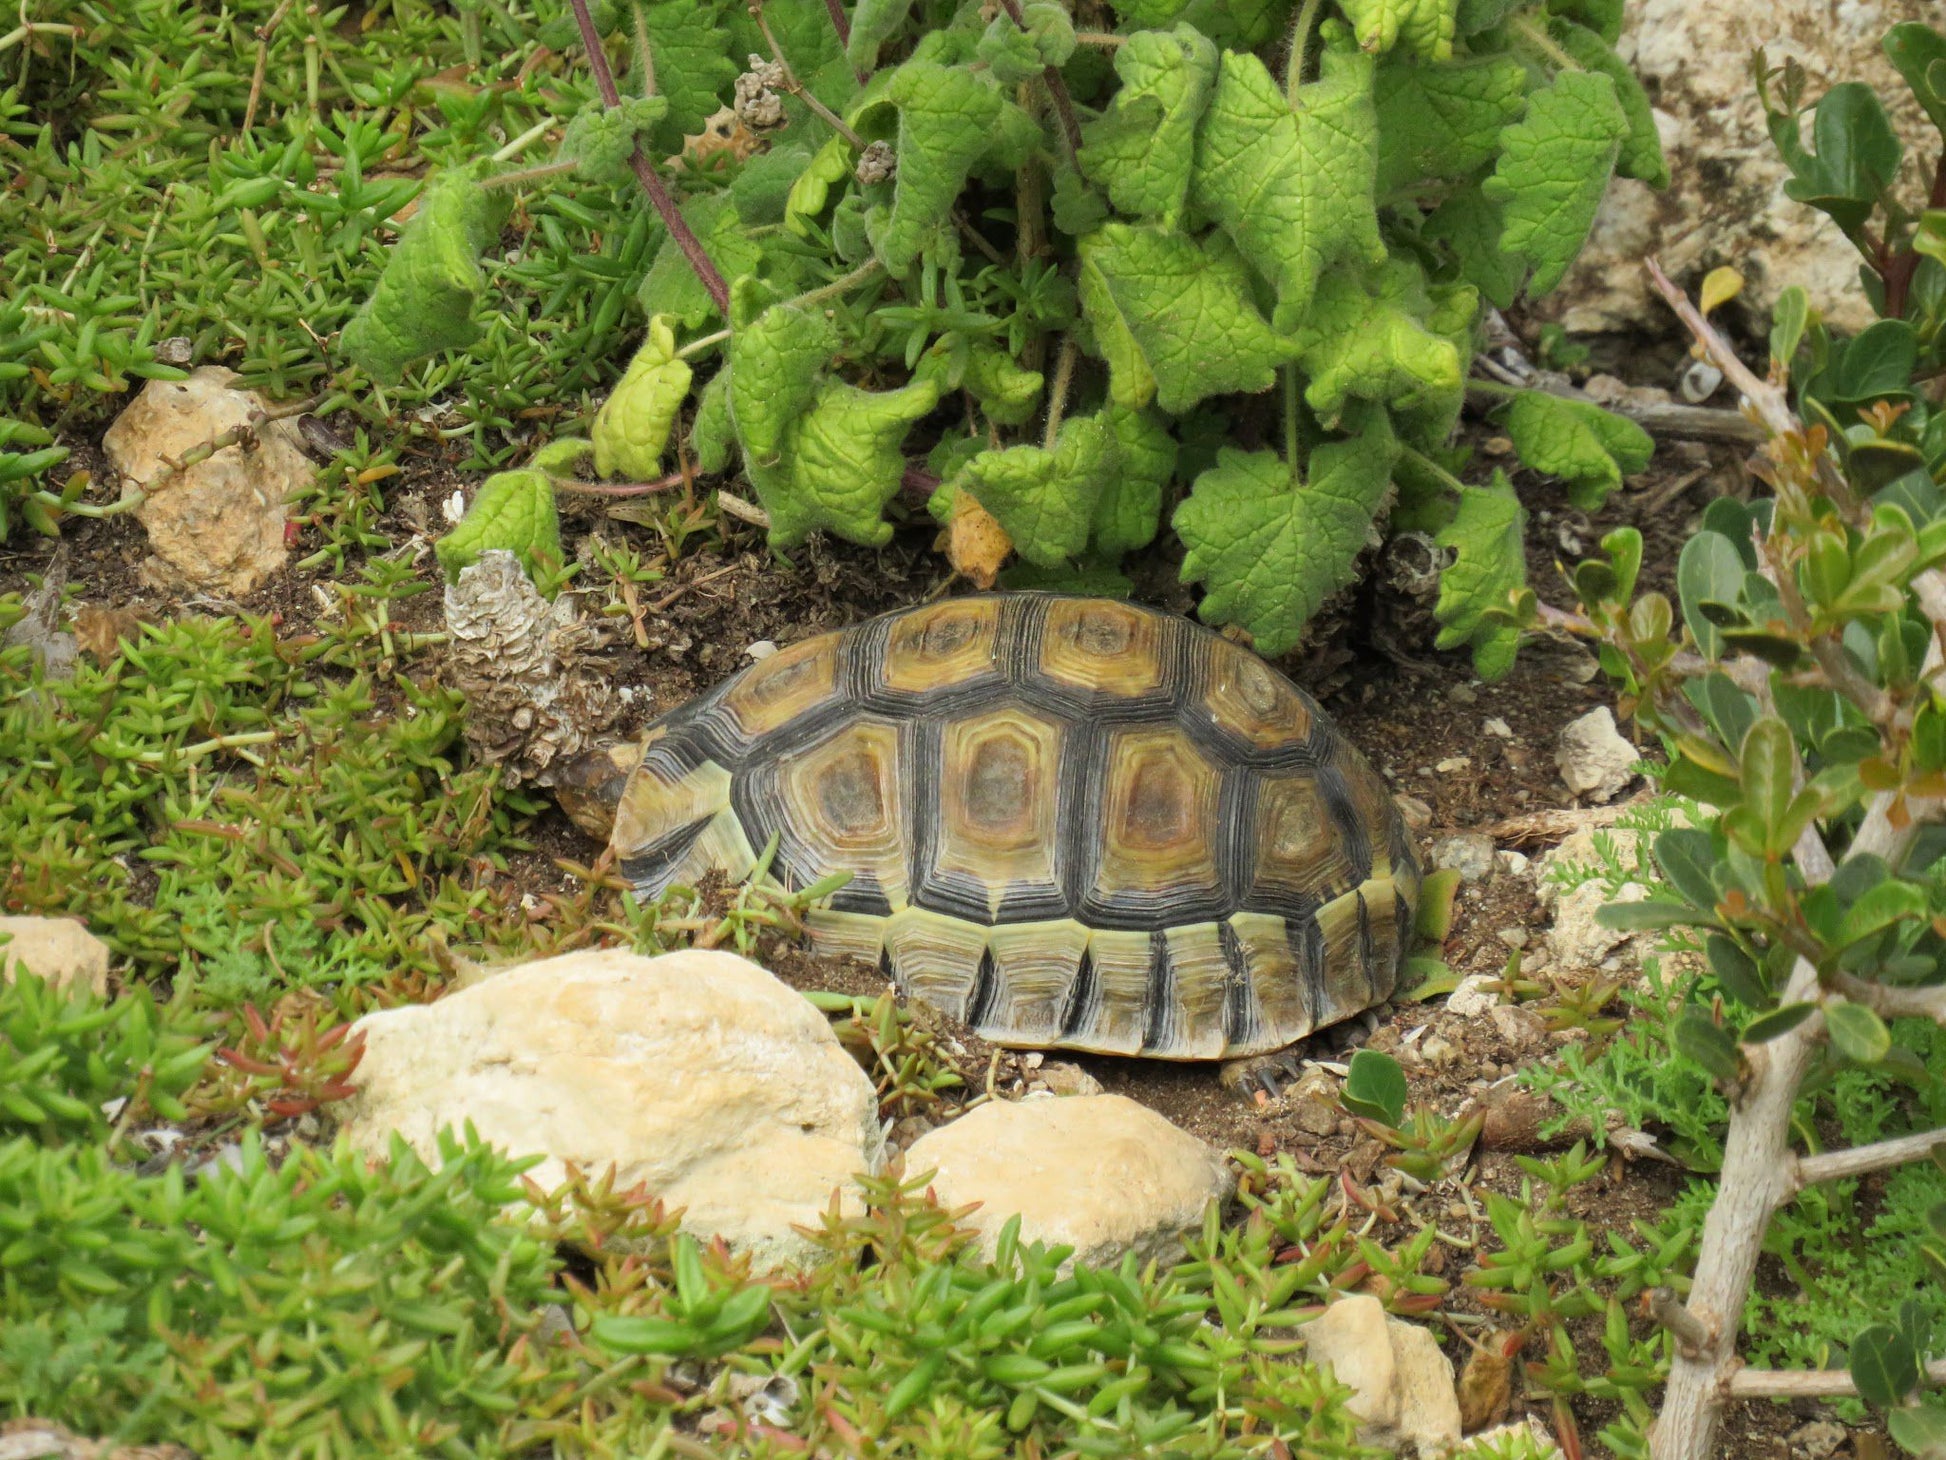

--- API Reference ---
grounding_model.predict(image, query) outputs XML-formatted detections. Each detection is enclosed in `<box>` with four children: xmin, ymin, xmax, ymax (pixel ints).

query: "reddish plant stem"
<box><xmin>553</xmin><ymin>472</ymin><xmax>689</xmax><ymax>497</ymax></box>
<box><xmin>819</xmin><ymin>0</ymin><xmax>871</xmax><ymax>85</ymax></box>
<box><xmin>566</xmin><ymin>0</ymin><xmax>729</xmax><ymax>317</ymax></box>
<box><xmin>993</xmin><ymin>0</ymin><xmax>1082</xmax><ymax>162</ymax></box>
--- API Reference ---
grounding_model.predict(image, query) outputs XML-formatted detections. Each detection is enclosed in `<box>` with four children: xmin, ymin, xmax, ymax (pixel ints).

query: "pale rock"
<box><xmin>902</xmin><ymin>1095</ymin><xmax>1233</xmax><ymax>1270</ymax></box>
<box><xmin>339</xmin><ymin>948</ymin><xmax>885</xmax><ymax>1273</ymax></box>
<box><xmin>1556</xmin><ymin>707</ymin><xmax>1639</xmax><ymax>803</ymax></box>
<box><xmin>1396</xmin><ymin>794</ymin><xmax>1434</xmax><ymax>832</ymax></box>
<box><xmin>1446</xmin><ymin>974</ymin><xmax>1502</xmax><ymax>1019</ymax></box>
<box><xmin>1036</xmin><ymin>1060</ymin><xmax>1104</xmax><ymax>1098</ymax></box>
<box><xmin>1541</xmin><ymin>0</ymin><xmax>1945</xmax><ymax>337</ymax></box>
<box><xmin>1495</xmin><ymin>849</ymin><xmax>1532</xmax><ymax>879</ymax></box>
<box><xmin>1431</xmin><ymin>832</ymin><xmax>1496</xmax><ymax>883</ymax></box>
<box><xmin>1292</xmin><ymin>1097</ymin><xmax>1341</xmax><ymax>1139</ymax></box>
<box><xmin>1787</xmin><ymin>1419</ymin><xmax>1846</xmax><ymax>1460</ymax></box>
<box><xmin>102</xmin><ymin>367</ymin><xmax>312</xmax><ymax>596</ymax></box>
<box><xmin>1435</xmin><ymin>756</ymin><xmax>1472</xmax><ymax>775</ymax></box>
<box><xmin>1489</xmin><ymin>1002</ymin><xmax>1547</xmax><ymax>1050</ymax></box>
<box><xmin>1418</xmin><ymin>1034</ymin><xmax>1460</xmax><ymax>1066</ymax></box>
<box><xmin>0</xmin><ymin>916</ymin><xmax>110</xmax><ymax>997</ymax></box>
<box><xmin>1301</xmin><ymin>1294</ymin><xmax>1461</xmax><ymax>1458</ymax></box>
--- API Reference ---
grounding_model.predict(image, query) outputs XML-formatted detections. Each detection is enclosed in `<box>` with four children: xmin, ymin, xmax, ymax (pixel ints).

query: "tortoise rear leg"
<box><xmin>1219</xmin><ymin>1047</ymin><xmax>1307</xmax><ymax>1102</ymax></box>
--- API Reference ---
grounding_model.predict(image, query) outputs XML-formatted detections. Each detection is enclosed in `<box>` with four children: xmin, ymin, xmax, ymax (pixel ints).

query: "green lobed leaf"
<box><xmin>1373</xmin><ymin>53</ymin><xmax>1526</xmax><ymax>192</ymax></box>
<box><xmin>691</xmin><ymin>367</ymin><xmax>734</xmax><ymax>474</ymax></box>
<box><xmin>733</xmin><ymin>143</ymin><xmax>818</xmax><ymax>226</ymax></box>
<box><xmin>729</xmin><ymin>297</ymin><xmax>837</xmax><ymax>468</ymax></box>
<box><xmin>1482</xmin><ymin>70</ymin><xmax>1629</xmax><ymax>296</ymax></box>
<box><xmin>1503</xmin><ymin>388</ymin><xmax>1652</xmax><ymax>509</ymax></box>
<box><xmin>962</xmin><ymin>345</ymin><xmax>1045</xmax><ymax>427</ymax></box>
<box><xmin>1092</xmin><ymin>402</ymin><xmax>1178</xmax><ymax>557</ymax></box>
<box><xmin>435</xmin><ymin>470</ymin><xmax>561</xmax><ymax>584</ymax></box>
<box><xmin>1077</xmin><ymin>222</ymin><xmax>1296</xmax><ymax>413</ymax></box>
<box><xmin>958</xmin><ymin>412</ymin><xmax>1119</xmax><ymax>566</ymax></box>
<box><xmin>640</xmin><ymin>0</ymin><xmax>742</xmax><ymax>147</ymax></box>
<box><xmin>1548</xmin><ymin>20</ymin><xmax>1669</xmax><ymax>188</ymax></box>
<box><xmin>1078</xmin><ymin>24</ymin><xmax>1219</xmax><ymax>228</ymax></box>
<box><xmin>1423</xmin><ymin>187</ymin><xmax>1525</xmax><ymax>309</ymax></box>
<box><xmin>862</xmin><ymin>61</ymin><xmax>1015</xmax><ymax>274</ymax></box>
<box><xmin>784</xmin><ymin>137</ymin><xmax>854</xmax><ymax>238</ymax></box>
<box><xmin>560</xmin><ymin>96</ymin><xmax>671</xmax><ymax>185</ymax></box>
<box><xmin>755</xmin><ymin>378</ymin><xmax>941</xmax><ymax>548</ymax></box>
<box><xmin>1191</xmin><ymin>45</ymin><xmax>1385</xmax><ymax>330</ymax></box>
<box><xmin>1336</xmin><ymin>0</ymin><xmax>1458</xmax><ymax>60</ymax></box>
<box><xmin>640</xmin><ymin>193</ymin><xmax>770</xmax><ymax>329</ymax></box>
<box><xmin>1175</xmin><ymin>411</ymin><xmax>1399</xmax><ymax>654</ymax></box>
<box><xmin>1433</xmin><ymin>469</ymin><xmax>1527</xmax><ymax>680</ymax></box>
<box><xmin>339</xmin><ymin>169</ymin><xmax>500</xmax><ymax>384</ymax></box>
<box><xmin>1291</xmin><ymin>258</ymin><xmax>1467</xmax><ymax>432</ymax></box>
<box><xmin>593</xmin><ymin>315</ymin><xmax>693</xmax><ymax>480</ymax></box>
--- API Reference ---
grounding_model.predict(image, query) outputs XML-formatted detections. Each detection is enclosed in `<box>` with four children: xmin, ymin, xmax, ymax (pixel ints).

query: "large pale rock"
<box><xmin>1536</xmin><ymin>826</ymin><xmax>1654</xmax><ymax>972</ymax></box>
<box><xmin>1302</xmin><ymin>1294</ymin><xmax>1462</xmax><ymax>1458</ymax></box>
<box><xmin>1555</xmin><ymin>707</ymin><xmax>1638</xmax><ymax>803</ymax></box>
<box><xmin>902</xmin><ymin>1094</ymin><xmax>1233</xmax><ymax>1270</ymax></box>
<box><xmin>0</xmin><ymin>916</ymin><xmax>109</xmax><ymax>997</ymax></box>
<box><xmin>102</xmin><ymin>367</ymin><xmax>312</xmax><ymax>596</ymax></box>
<box><xmin>339</xmin><ymin>948</ymin><xmax>886</xmax><ymax>1272</ymax></box>
<box><xmin>1544</xmin><ymin>0</ymin><xmax>1942</xmax><ymax>337</ymax></box>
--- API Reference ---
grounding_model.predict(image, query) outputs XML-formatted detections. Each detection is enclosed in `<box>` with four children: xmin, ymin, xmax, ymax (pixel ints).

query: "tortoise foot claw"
<box><xmin>1219</xmin><ymin>1050</ymin><xmax>1306</xmax><ymax>1103</ymax></box>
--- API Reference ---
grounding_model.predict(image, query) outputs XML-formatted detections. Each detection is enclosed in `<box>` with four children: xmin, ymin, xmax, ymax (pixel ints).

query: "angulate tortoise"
<box><xmin>558</xmin><ymin>592</ymin><xmax>1421</xmax><ymax>1087</ymax></box>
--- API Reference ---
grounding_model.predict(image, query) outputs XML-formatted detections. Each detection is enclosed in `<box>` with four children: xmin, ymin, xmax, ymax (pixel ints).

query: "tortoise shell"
<box><xmin>605</xmin><ymin>593</ymin><xmax>1420</xmax><ymax>1061</ymax></box>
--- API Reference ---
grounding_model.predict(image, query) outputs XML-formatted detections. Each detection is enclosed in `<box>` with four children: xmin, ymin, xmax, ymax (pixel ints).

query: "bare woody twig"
<box><xmin>1792</xmin><ymin>1126</ymin><xmax>1946</xmax><ymax>1192</ymax></box>
<box><xmin>1727</xmin><ymin>1356</ymin><xmax>1946</xmax><ymax>1400</ymax></box>
<box><xmin>567</xmin><ymin>0</ymin><xmax>730</xmax><ymax>318</ymax></box>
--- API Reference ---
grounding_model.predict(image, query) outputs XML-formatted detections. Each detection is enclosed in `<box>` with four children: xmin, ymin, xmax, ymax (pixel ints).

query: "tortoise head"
<box><xmin>551</xmin><ymin>739</ymin><xmax>646</xmax><ymax>843</ymax></box>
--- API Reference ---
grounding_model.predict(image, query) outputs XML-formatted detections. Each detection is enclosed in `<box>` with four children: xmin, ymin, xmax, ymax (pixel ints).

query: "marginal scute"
<box><xmin>882</xmin><ymin>597</ymin><xmax>1003</xmax><ymax>694</ymax></box>
<box><xmin>1153</xmin><ymin>922</ymin><xmax>1229</xmax><ymax>1059</ymax></box>
<box><xmin>612</xmin><ymin>751</ymin><xmax>733</xmax><ymax>861</ymax></box>
<box><xmin>1228</xmin><ymin>911</ymin><xmax>1312</xmax><ymax>1044</ymax></box>
<box><xmin>778</xmin><ymin>718</ymin><xmax>908</xmax><ymax>907</ymax></box>
<box><xmin>720</xmin><ymin>631</ymin><xmax>841</xmax><ymax>740</ymax></box>
<box><xmin>979</xmin><ymin>921</ymin><xmax>1089</xmax><ymax>1042</ymax></box>
<box><xmin>1202</xmin><ymin>634</ymin><xmax>1313</xmax><ymax>750</ymax></box>
<box><xmin>1038</xmin><ymin>596</ymin><xmax>1167</xmax><ymax>697</ymax></box>
<box><xmin>881</xmin><ymin>906</ymin><xmax>988</xmax><ymax>1020</ymax></box>
<box><xmin>1312</xmin><ymin>887</ymin><xmax>1376</xmax><ymax>1027</ymax></box>
<box><xmin>1073</xmin><ymin>929</ymin><xmax>1155</xmax><ymax>1055</ymax></box>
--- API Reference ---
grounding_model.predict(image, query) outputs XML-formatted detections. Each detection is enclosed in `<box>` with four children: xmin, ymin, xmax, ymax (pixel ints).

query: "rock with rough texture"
<box><xmin>1431</xmin><ymin>832</ymin><xmax>1496</xmax><ymax>883</ymax></box>
<box><xmin>339</xmin><ymin>948</ymin><xmax>886</xmax><ymax>1272</ymax></box>
<box><xmin>1542</xmin><ymin>0</ymin><xmax>1941</xmax><ymax>337</ymax></box>
<box><xmin>1302</xmin><ymin>1294</ymin><xmax>1462</xmax><ymax>1458</ymax></box>
<box><xmin>1556</xmin><ymin>707</ymin><xmax>1638</xmax><ymax>803</ymax></box>
<box><xmin>1536</xmin><ymin>826</ymin><xmax>1656</xmax><ymax>972</ymax></box>
<box><xmin>902</xmin><ymin>1094</ymin><xmax>1233</xmax><ymax>1270</ymax></box>
<box><xmin>102</xmin><ymin>367</ymin><xmax>313</xmax><ymax>596</ymax></box>
<box><xmin>1445</xmin><ymin>973</ymin><xmax>1502</xmax><ymax>1019</ymax></box>
<box><xmin>0</xmin><ymin>916</ymin><xmax>109</xmax><ymax>997</ymax></box>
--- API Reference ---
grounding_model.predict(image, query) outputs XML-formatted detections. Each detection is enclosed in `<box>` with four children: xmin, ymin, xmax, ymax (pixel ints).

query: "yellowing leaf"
<box><xmin>593</xmin><ymin>316</ymin><xmax>693</xmax><ymax>479</ymax></box>
<box><xmin>943</xmin><ymin>490</ymin><xmax>1013</xmax><ymax>587</ymax></box>
<box><xmin>436</xmin><ymin>470</ymin><xmax>561</xmax><ymax>585</ymax></box>
<box><xmin>1191</xmin><ymin>46</ymin><xmax>1385</xmax><ymax>329</ymax></box>
<box><xmin>1700</xmin><ymin>265</ymin><xmax>1745</xmax><ymax>317</ymax></box>
<box><xmin>1175</xmin><ymin>412</ymin><xmax>1399</xmax><ymax>654</ymax></box>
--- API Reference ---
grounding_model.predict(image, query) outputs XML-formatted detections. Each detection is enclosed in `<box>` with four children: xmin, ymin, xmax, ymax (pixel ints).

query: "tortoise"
<box><xmin>556</xmin><ymin>592</ymin><xmax>1421</xmax><ymax>1088</ymax></box>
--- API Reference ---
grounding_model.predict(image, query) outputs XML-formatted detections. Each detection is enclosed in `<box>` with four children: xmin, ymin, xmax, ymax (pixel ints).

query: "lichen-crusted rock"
<box><xmin>1301</xmin><ymin>1294</ymin><xmax>1462</xmax><ymax>1458</ymax></box>
<box><xmin>1542</xmin><ymin>0</ymin><xmax>1941</xmax><ymax>337</ymax></box>
<box><xmin>339</xmin><ymin>947</ymin><xmax>885</xmax><ymax>1272</ymax></box>
<box><xmin>102</xmin><ymin>367</ymin><xmax>312</xmax><ymax>596</ymax></box>
<box><xmin>901</xmin><ymin>1094</ymin><xmax>1233</xmax><ymax>1270</ymax></box>
<box><xmin>442</xmin><ymin>550</ymin><xmax>621</xmax><ymax>793</ymax></box>
<box><xmin>0</xmin><ymin>916</ymin><xmax>110</xmax><ymax>997</ymax></box>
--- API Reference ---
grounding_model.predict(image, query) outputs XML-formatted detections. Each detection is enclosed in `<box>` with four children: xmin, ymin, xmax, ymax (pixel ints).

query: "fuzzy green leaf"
<box><xmin>729</xmin><ymin>300</ymin><xmax>837</xmax><ymax>467</ymax></box>
<box><xmin>640</xmin><ymin>0</ymin><xmax>741</xmax><ymax>146</ymax></box>
<box><xmin>1175</xmin><ymin>412</ymin><xmax>1399</xmax><ymax>654</ymax></box>
<box><xmin>436</xmin><ymin>470</ymin><xmax>561</xmax><ymax>584</ymax></box>
<box><xmin>1292</xmin><ymin>258</ymin><xmax>1467</xmax><ymax>431</ymax></box>
<box><xmin>1078</xmin><ymin>222</ymin><xmax>1296</xmax><ymax>414</ymax></box>
<box><xmin>866</xmin><ymin>61</ymin><xmax>1007</xmax><ymax>273</ymax></box>
<box><xmin>963</xmin><ymin>345</ymin><xmax>1045</xmax><ymax>427</ymax></box>
<box><xmin>758</xmin><ymin>378</ymin><xmax>941</xmax><ymax>547</ymax></box>
<box><xmin>1079</xmin><ymin>24</ymin><xmax>1219</xmax><ymax>227</ymax></box>
<box><xmin>1549</xmin><ymin>20</ymin><xmax>1669</xmax><ymax>188</ymax></box>
<box><xmin>1093</xmin><ymin>403</ymin><xmax>1178</xmax><ymax>557</ymax></box>
<box><xmin>1503</xmin><ymin>389</ymin><xmax>1652</xmax><ymax>509</ymax></box>
<box><xmin>1423</xmin><ymin>187</ymin><xmax>1524</xmax><ymax>308</ymax></box>
<box><xmin>593</xmin><ymin>316</ymin><xmax>693</xmax><ymax>479</ymax></box>
<box><xmin>959</xmin><ymin>413</ymin><xmax>1119</xmax><ymax>566</ymax></box>
<box><xmin>639</xmin><ymin>193</ymin><xmax>769</xmax><ymax>329</ymax></box>
<box><xmin>848</xmin><ymin>0</ymin><xmax>918</xmax><ymax>72</ymax></box>
<box><xmin>1483</xmin><ymin>70</ymin><xmax>1629</xmax><ymax>296</ymax></box>
<box><xmin>560</xmin><ymin>96</ymin><xmax>671</xmax><ymax>185</ymax></box>
<box><xmin>1337</xmin><ymin>0</ymin><xmax>1458</xmax><ymax>59</ymax></box>
<box><xmin>1433</xmin><ymin>469</ymin><xmax>1527</xmax><ymax>679</ymax></box>
<box><xmin>691</xmin><ymin>367</ymin><xmax>734</xmax><ymax>474</ymax></box>
<box><xmin>1191</xmin><ymin>46</ymin><xmax>1385</xmax><ymax>330</ymax></box>
<box><xmin>784</xmin><ymin>136</ymin><xmax>854</xmax><ymax>237</ymax></box>
<box><xmin>1374</xmin><ymin>54</ymin><xmax>1527</xmax><ymax>193</ymax></box>
<box><xmin>340</xmin><ymin>170</ymin><xmax>499</xmax><ymax>384</ymax></box>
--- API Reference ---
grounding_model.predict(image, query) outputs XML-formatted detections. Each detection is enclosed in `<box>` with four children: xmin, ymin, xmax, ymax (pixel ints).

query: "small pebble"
<box><xmin>1395</xmin><ymin>794</ymin><xmax>1434</xmax><ymax>831</ymax></box>
<box><xmin>1483</xmin><ymin>717</ymin><xmax>1513</xmax><ymax>739</ymax></box>
<box><xmin>745</xmin><ymin>639</ymin><xmax>778</xmax><ymax>661</ymax></box>
<box><xmin>1449</xmin><ymin>684</ymin><xmax>1478</xmax><ymax>705</ymax></box>
<box><xmin>1494</xmin><ymin>849</ymin><xmax>1531</xmax><ymax>878</ymax></box>
<box><xmin>1435</xmin><ymin>755</ymin><xmax>1472</xmax><ymax>774</ymax></box>
<box><xmin>1496</xmin><ymin>927</ymin><xmax>1528</xmax><ymax>949</ymax></box>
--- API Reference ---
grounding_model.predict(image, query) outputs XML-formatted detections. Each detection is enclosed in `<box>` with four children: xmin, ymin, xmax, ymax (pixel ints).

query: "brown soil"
<box><xmin>1</xmin><ymin>396</ymin><xmax>1870</xmax><ymax>1460</ymax></box>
